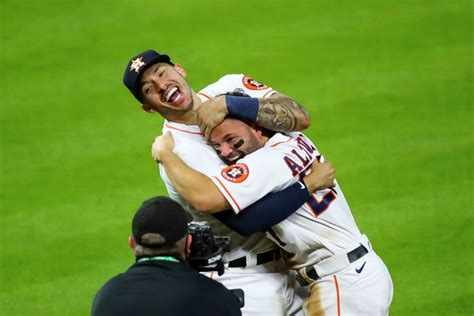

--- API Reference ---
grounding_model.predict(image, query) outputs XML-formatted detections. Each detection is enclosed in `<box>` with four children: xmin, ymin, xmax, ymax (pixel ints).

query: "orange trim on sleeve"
<box><xmin>333</xmin><ymin>275</ymin><xmax>341</xmax><ymax>316</ymax></box>
<box><xmin>198</xmin><ymin>92</ymin><xmax>212</xmax><ymax>100</ymax></box>
<box><xmin>212</xmin><ymin>176</ymin><xmax>242</xmax><ymax>212</ymax></box>
<box><xmin>262</xmin><ymin>89</ymin><xmax>275</xmax><ymax>98</ymax></box>
<box><xmin>270</xmin><ymin>137</ymin><xmax>292</xmax><ymax>147</ymax></box>
<box><xmin>164</xmin><ymin>124</ymin><xmax>203</xmax><ymax>135</ymax></box>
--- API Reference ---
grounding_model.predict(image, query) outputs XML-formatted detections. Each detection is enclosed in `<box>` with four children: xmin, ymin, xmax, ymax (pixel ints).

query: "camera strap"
<box><xmin>136</xmin><ymin>256</ymin><xmax>180</xmax><ymax>263</ymax></box>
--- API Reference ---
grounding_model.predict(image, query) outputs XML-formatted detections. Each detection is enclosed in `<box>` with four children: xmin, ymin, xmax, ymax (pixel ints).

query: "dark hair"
<box><xmin>219</xmin><ymin>90</ymin><xmax>251</xmax><ymax>98</ymax></box>
<box><xmin>133</xmin><ymin>235</ymin><xmax>187</xmax><ymax>260</ymax></box>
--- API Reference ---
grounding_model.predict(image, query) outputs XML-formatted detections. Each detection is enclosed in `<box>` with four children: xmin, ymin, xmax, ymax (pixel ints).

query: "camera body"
<box><xmin>187</xmin><ymin>222</ymin><xmax>230</xmax><ymax>276</ymax></box>
<box><xmin>187</xmin><ymin>222</ymin><xmax>245</xmax><ymax>307</ymax></box>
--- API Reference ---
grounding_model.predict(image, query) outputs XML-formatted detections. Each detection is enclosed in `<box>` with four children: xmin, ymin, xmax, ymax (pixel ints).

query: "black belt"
<box><xmin>228</xmin><ymin>249</ymin><xmax>281</xmax><ymax>268</ymax></box>
<box><xmin>304</xmin><ymin>244</ymin><xmax>368</xmax><ymax>281</ymax></box>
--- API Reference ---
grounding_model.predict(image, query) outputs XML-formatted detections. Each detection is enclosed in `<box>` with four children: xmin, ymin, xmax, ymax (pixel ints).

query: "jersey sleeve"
<box><xmin>163</xmin><ymin>127</ymin><xmax>227</xmax><ymax>176</ymax></box>
<box><xmin>198</xmin><ymin>74</ymin><xmax>277</xmax><ymax>99</ymax></box>
<box><xmin>209</xmin><ymin>147</ymin><xmax>296</xmax><ymax>214</ymax></box>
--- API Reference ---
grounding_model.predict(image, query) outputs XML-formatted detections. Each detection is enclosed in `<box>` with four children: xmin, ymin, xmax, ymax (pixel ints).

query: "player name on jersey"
<box><xmin>284</xmin><ymin>134</ymin><xmax>317</xmax><ymax>176</ymax></box>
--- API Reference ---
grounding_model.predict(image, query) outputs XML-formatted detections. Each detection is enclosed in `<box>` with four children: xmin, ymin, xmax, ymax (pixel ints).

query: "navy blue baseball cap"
<box><xmin>123</xmin><ymin>50</ymin><xmax>174</xmax><ymax>103</ymax></box>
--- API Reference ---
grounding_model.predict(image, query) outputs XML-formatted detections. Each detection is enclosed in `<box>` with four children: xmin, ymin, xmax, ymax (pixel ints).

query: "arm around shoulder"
<box><xmin>152</xmin><ymin>133</ymin><xmax>231</xmax><ymax>213</ymax></box>
<box><xmin>159</xmin><ymin>151</ymin><xmax>230</xmax><ymax>213</ymax></box>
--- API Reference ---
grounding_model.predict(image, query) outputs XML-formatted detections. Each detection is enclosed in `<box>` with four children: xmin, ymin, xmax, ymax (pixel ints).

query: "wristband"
<box><xmin>225</xmin><ymin>96</ymin><xmax>259</xmax><ymax>122</ymax></box>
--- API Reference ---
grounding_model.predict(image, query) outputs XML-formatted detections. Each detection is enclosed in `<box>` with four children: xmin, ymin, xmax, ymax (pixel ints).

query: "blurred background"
<box><xmin>1</xmin><ymin>0</ymin><xmax>472</xmax><ymax>314</ymax></box>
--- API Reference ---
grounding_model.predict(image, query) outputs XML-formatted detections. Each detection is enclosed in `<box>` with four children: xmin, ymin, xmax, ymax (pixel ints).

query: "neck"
<box><xmin>136</xmin><ymin>255</ymin><xmax>181</xmax><ymax>263</ymax></box>
<box><xmin>260</xmin><ymin>135</ymin><xmax>270</xmax><ymax>145</ymax></box>
<box><xmin>163</xmin><ymin>91</ymin><xmax>203</xmax><ymax>125</ymax></box>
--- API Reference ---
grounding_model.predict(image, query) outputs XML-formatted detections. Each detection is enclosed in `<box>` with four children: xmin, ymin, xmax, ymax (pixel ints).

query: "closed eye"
<box><xmin>210</xmin><ymin>143</ymin><xmax>220</xmax><ymax>151</ymax></box>
<box><xmin>225</xmin><ymin>136</ymin><xmax>236</xmax><ymax>143</ymax></box>
<box><xmin>143</xmin><ymin>85</ymin><xmax>152</xmax><ymax>95</ymax></box>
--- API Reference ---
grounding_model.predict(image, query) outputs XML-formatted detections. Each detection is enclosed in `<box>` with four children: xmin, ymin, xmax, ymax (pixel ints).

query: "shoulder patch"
<box><xmin>221</xmin><ymin>163</ymin><xmax>249</xmax><ymax>183</ymax></box>
<box><xmin>242</xmin><ymin>76</ymin><xmax>269</xmax><ymax>90</ymax></box>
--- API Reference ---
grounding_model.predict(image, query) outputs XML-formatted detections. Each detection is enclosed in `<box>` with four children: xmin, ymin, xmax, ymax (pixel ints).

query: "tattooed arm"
<box><xmin>258</xmin><ymin>92</ymin><xmax>310</xmax><ymax>132</ymax></box>
<box><xmin>197</xmin><ymin>93</ymin><xmax>310</xmax><ymax>138</ymax></box>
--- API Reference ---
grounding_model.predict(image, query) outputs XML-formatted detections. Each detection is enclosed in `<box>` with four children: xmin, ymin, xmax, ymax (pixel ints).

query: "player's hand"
<box><xmin>197</xmin><ymin>96</ymin><xmax>228</xmax><ymax>139</ymax></box>
<box><xmin>304</xmin><ymin>160</ymin><xmax>335</xmax><ymax>192</ymax></box>
<box><xmin>151</xmin><ymin>132</ymin><xmax>175</xmax><ymax>162</ymax></box>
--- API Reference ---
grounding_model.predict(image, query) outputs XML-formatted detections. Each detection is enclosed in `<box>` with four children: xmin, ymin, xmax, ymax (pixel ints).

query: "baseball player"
<box><xmin>152</xmin><ymin>117</ymin><xmax>394</xmax><ymax>315</ymax></box>
<box><xmin>123</xmin><ymin>50</ymin><xmax>328</xmax><ymax>315</ymax></box>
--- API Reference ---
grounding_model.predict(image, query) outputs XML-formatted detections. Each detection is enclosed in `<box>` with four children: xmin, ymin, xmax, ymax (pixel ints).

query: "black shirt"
<box><xmin>91</xmin><ymin>258</ymin><xmax>241</xmax><ymax>316</ymax></box>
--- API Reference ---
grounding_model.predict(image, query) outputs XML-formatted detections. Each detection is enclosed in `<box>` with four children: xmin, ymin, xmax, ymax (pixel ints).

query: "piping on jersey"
<box><xmin>164</xmin><ymin>124</ymin><xmax>204</xmax><ymax>135</ymax></box>
<box><xmin>262</xmin><ymin>89</ymin><xmax>275</xmax><ymax>98</ymax></box>
<box><xmin>212</xmin><ymin>176</ymin><xmax>242</xmax><ymax>212</ymax></box>
<box><xmin>334</xmin><ymin>275</ymin><xmax>341</xmax><ymax>316</ymax></box>
<box><xmin>270</xmin><ymin>136</ymin><xmax>292</xmax><ymax>147</ymax></box>
<box><xmin>197</xmin><ymin>92</ymin><xmax>212</xmax><ymax>100</ymax></box>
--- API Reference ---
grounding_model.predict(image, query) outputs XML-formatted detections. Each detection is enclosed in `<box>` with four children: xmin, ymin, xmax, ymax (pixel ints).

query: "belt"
<box><xmin>297</xmin><ymin>244</ymin><xmax>368</xmax><ymax>286</ymax></box>
<box><xmin>228</xmin><ymin>249</ymin><xmax>281</xmax><ymax>268</ymax></box>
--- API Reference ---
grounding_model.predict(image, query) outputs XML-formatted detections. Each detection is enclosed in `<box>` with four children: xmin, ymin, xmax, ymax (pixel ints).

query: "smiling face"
<box><xmin>209</xmin><ymin>119</ymin><xmax>265</xmax><ymax>165</ymax></box>
<box><xmin>139</xmin><ymin>63</ymin><xmax>194</xmax><ymax>117</ymax></box>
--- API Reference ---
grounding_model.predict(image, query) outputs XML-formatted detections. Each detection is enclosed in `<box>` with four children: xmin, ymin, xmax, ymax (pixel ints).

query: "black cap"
<box><xmin>132</xmin><ymin>196</ymin><xmax>192</xmax><ymax>248</ymax></box>
<box><xmin>123</xmin><ymin>50</ymin><xmax>174</xmax><ymax>103</ymax></box>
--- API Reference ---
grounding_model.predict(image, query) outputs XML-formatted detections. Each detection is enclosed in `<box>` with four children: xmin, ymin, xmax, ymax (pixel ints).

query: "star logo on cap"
<box><xmin>130</xmin><ymin>57</ymin><xmax>145</xmax><ymax>73</ymax></box>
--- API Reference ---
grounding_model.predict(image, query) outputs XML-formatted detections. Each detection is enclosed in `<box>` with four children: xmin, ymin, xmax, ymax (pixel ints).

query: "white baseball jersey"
<box><xmin>210</xmin><ymin>131</ymin><xmax>364</xmax><ymax>269</ymax></box>
<box><xmin>209</xmin><ymin>131</ymin><xmax>393</xmax><ymax>315</ymax></box>
<box><xmin>159</xmin><ymin>74</ymin><xmax>299</xmax><ymax>315</ymax></box>
<box><xmin>196</xmin><ymin>73</ymin><xmax>277</xmax><ymax>101</ymax></box>
<box><xmin>160</xmin><ymin>74</ymin><xmax>278</xmax><ymax>262</ymax></box>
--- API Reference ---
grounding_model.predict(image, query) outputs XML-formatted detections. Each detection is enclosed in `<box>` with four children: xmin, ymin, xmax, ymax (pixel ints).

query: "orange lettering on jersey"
<box><xmin>284</xmin><ymin>156</ymin><xmax>303</xmax><ymax>177</ymax></box>
<box><xmin>221</xmin><ymin>163</ymin><xmax>249</xmax><ymax>183</ymax></box>
<box><xmin>242</xmin><ymin>76</ymin><xmax>269</xmax><ymax>90</ymax></box>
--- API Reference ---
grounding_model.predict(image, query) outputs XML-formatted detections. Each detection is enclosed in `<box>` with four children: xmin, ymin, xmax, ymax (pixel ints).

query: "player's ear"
<box><xmin>185</xmin><ymin>234</ymin><xmax>192</xmax><ymax>258</ymax></box>
<box><xmin>128</xmin><ymin>236</ymin><xmax>135</xmax><ymax>250</ymax></box>
<box><xmin>141</xmin><ymin>103</ymin><xmax>156</xmax><ymax>113</ymax></box>
<box><xmin>174</xmin><ymin>64</ymin><xmax>186</xmax><ymax>78</ymax></box>
<box><xmin>254</xmin><ymin>126</ymin><xmax>263</xmax><ymax>137</ymax></box>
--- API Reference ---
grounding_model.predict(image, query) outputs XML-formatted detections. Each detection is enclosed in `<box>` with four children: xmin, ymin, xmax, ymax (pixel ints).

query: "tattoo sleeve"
<box><xmin>257</xmin><ymin>94</ymin><xmax>310</xmax><ymax>132</ymax></box>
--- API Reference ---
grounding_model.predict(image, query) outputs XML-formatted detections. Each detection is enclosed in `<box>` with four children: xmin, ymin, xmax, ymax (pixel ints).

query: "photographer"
<box><xmin>91</xmin><ymin>196</ymin><xmax>242</xmax><ymax>316</ymax></box>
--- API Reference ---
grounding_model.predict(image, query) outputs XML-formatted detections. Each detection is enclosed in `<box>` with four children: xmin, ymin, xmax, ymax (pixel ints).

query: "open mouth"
<box><xmin>226</xmin><ymin>153</ymin><xmax>244</xmax><ymax>163</ymax></box>
<box><xmin>164</xmin><ymin>86</ymin><xmax>182</xmax><ymax>104</ymax></box>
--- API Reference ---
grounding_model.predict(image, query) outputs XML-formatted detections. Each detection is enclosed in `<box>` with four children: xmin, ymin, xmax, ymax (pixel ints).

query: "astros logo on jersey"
<box><xmin>242</xmin><ymin>76</ymin><xmax>269</xmax><ymax>90</ymax></box>
<box><xmin>221</xmin><ymin>163</ymin><xmax>249</xmax><ymax>183</ymax></box>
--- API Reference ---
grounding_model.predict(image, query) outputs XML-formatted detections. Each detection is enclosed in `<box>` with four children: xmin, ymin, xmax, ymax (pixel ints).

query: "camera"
<box><xmin>187</xmin><ymin>222</ymin><xmax>230</xmax><ymax>276</ymax></box>
<box><xmin>187</xmin><ymin>222</ymin><xmax>244</xmax><ymax>307</ymax></box>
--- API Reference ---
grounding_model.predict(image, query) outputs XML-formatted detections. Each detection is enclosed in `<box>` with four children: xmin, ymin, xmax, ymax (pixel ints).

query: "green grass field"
<box><xmin>1</xmin><ymin>0</ymin><xmax>472</xmax><ymax>314</ymax></box>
